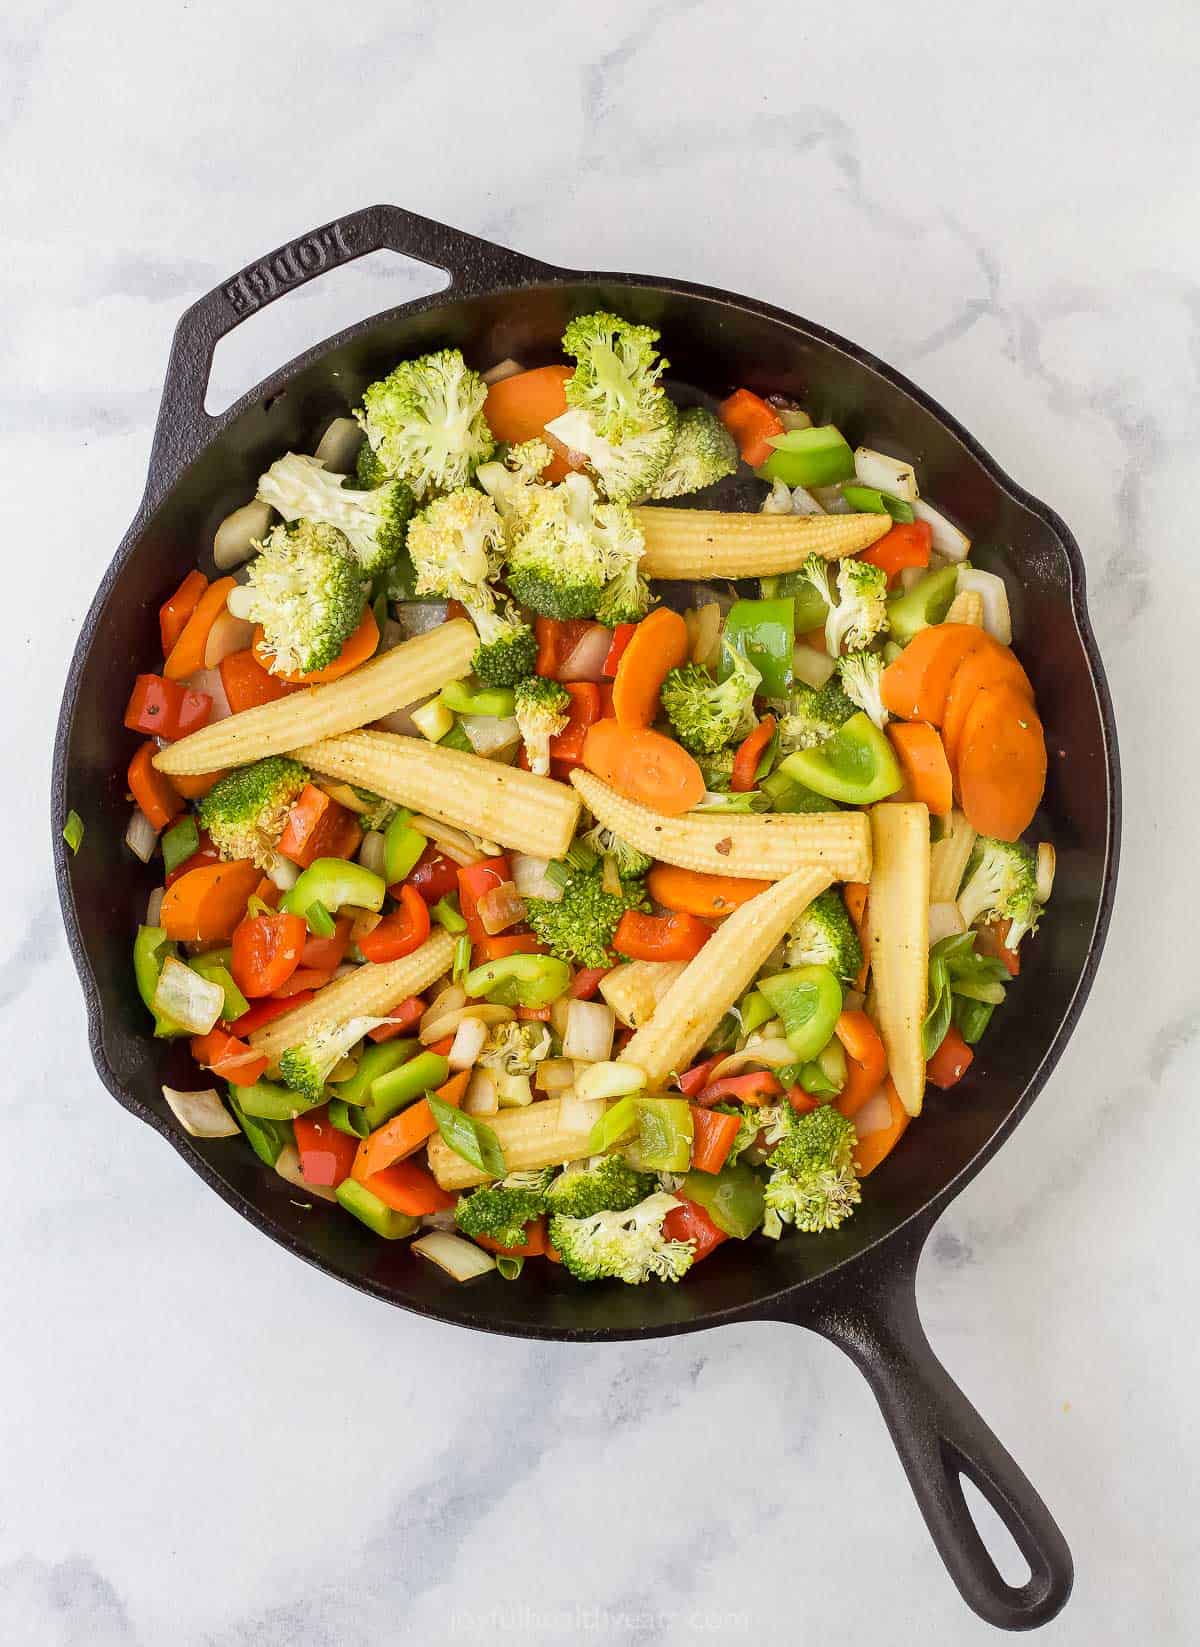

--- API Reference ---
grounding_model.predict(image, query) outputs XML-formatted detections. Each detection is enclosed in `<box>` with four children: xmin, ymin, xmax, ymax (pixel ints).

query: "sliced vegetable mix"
<box><xmin>110</xmin><ymin>310</ymin><xmax>1050</xmax><ymax>1283</ymax></box>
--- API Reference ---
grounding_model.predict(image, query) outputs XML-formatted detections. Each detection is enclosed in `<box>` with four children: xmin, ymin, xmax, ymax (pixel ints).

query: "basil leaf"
<box><xmin>427</xmin><ymin>1093</ymin><xmax>506</xmax><ymax>1179</ymax></box>
<box><xmin>922</xmin><ymin>953</ymin><xmax>953</xmax><ymax>1058</ymax></box>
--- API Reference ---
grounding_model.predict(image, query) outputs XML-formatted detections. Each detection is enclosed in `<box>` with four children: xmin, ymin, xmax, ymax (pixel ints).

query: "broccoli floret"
<box><xmin>478</xmin><ymin>1020</ymin><xmax>553</xmax><ymax>1076</ymax></box>
<box><xmin>582</xmin><ymin>823</ymin><xmax>653</xmax><ymax>878</ymax></box>
<box><xmin>825</xmin><ymin>557</ymin><xmax>890</xmax><ymax>655</ymax></box>
<box><xmin>696</xmin><ymin>748</ymin><xmax>736</xmax><ymax>791</ymax></box>
<box><xmin>593</xmin><ymin>499</ymin><xmax>652</xmax><ymax>625</ymax></box>
<box><xmin>524</xmin><ymin>861</ymin><xmax>648</xmax><ymax>968</ymax></box>
<box><xmin>474</xmin><ymin>439</ymin><xmax>555</xmax><ymax>525</ymax></box>
<box><xmin>467</xmin><ymin>599</ymin><xmax>537</xmax><ymax>687</ymax></box>
<box><xmin>724</xmin><ymin>1100</ymin><xmax>792</xmax><ymax>1164</ymax></box>
<box><xmin>355</xmin><ymin>439</ymin><xmax>388</xmax><ymax>489</ymax></box>
<box><xmin>406</xmin><ymin>488</ymin><xmax>506</xmax><ymax>605</ymax></box>
<box><xmin>227</xmin><ymin>520</ymin><xmax>366</xmax><ymax>677</ymax></box>
<box><xmin>545</xmin><ymin>1156</ymin><xmax>656</xmax><ymax>1220</ymax></box>
<box><xmin>513</xmin><ymin>676</ymin><xmax>571</xmax><ymax>777</ymax></box>
<box><xmin>650</xmin><ymin>405</ymin><xmax>739</xmax><ymax>500</ymax></box>
<box><xmin>957</xmin><ymin>838</ymin><xmax>1042</xmax><ymax>949</ymax></box>
<box><xmin>455</xmin><ymin>1168</ymin><xmax>554</xmax><ymax>1249</ymax></box>
<box><xmin>778</xmin><ymin>677</ymin><xmax>858</xmax><ymax>752</ymax></box>
<box><xmin>255</xmin><ymin>453</ymin><xmax>414</xmax><ymax>576</ymax></box>
<box><xmin>837</xmin><ymin>649</ymin><xmax>888</xmax><ymax>730</ymax></box>
<box><xmin>350</xmin><ymin>787</ymin><xmax>397</xmax><ymax>833</ymax></box>
<box><xmin>278</xmin><ymin>1016</ymin><xmax>391</xmax><ymax>1104</ymax></box>
<box><xmin>198</xmin><ymin>756</ymin><xmax>309</xmax><ymax>869</ymax></box>
<box><xmin>763</xmin><ymin>1106</ymin><xmax>861</xmax><ymax>1235</ymax></box>
<box><xmin>549</xmin><ymin>1191</ymin><xmax>694</xmax><ymax>1283</ymax></box>
<box><xmin>355</xmin><ymin>348</ymin><xmax>494</xmax><ymax>501</ymax></box>
<box><xmin>783</xmin><ymin>889</ymin><xmax>863</xmax><ymax>983</ymax></box>
<box><xmin>660</xmin><ymin>640</ymin><xmax>761</xmax><ymax>755</ymax></box>
<box><xmin>504</xmin><ymin>473</ymin><xmax>610</xmax><ymax>619</ymax></box>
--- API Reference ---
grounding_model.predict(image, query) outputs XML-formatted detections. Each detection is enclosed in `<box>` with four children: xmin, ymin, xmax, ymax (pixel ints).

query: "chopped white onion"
<box><xmin>408</xmin><ymin>815</ymin><xmax>483</xmax><ymax>865</ymax></box>
<box><xmin>510</xmin><ymin>853</ymin><xmax>562</xmax><ymax>902</ymax></box>
<box><xmin>555</xmin><ymin>1094</ymin><xmax>607</xmax><ymax>1137</ymax></box>
<box><xmin>477</xmin><ymin>880</ymin><xmax>526</xmax><ymax>935</ymax></box>
<box><xmin>145</xmin><ymin>885</ymin><xmax>165</xmax><ymax>925</ymax></box>
<box><xmin>1036</xmin><ymin>843</ymin><xmax>1056</xmax><ymax>905</ymax></box>
<box><xmin>792</xmin><ymin>643</ymin><xmax>836</xmax><ymax>688</ymax></box>
<box><xmin>687</xmin><ymin>602</ymin><xmax>723</xmax><ymax>670</ymax></box>
<box><xmin>410</xmin><ymin>698</ymin><xmax>455</xmax><ymax>744</ymax></box>
<box><xmin>812</xmin><ymin>484</ymin><xmax>851</xmax><ymax>514</ymax></box>
<box><xmin>412</xmin><ymin>1231</ymin><xmax>497</xmax><ymax>1281</ymax></box>
<box><xmin>203</xmin><ymin>609</ymin><xmax>255</xmax><ymax>669</ymax></box>
<box><xmin>496</xmin><ymin>1071</ymin><xmax>534</xmax><ymax>1108</ymax></box>
<box><xmin>372</xmin><ymin>695</ymin><xmax>435</xmax><ymax>738</ymax></box>
<box><xmin>357</xmin><ymin>830</ymin><xmax>387</xmax><ymax>878</ymax></box>
<box><xmin>549</xmin><ymin>995</ymin><xmax>573</xmax><ymax>1042</ymax></box>
<box><xmin>265</xmin><ymin>854</ymin><xmax>300</xmax><ymax>892</ymax></box>
<box><xmin>853</xmin><ymin>1090</ymin><xmax>893</xmax><ymax>1139</ymax></box>
<box><xmin>562</xmin><ymin>999</ymin><xmax>615</xmax><ymax>1064</ymax></box>
<box><xmin>125</xmin><ymin>807</ymin><xmax>159</xmax><ymax>863</ymax></box>
<box><xmin>535</xmin><ymin>1058</ymin><xmax>576</xmax><ymax>1095</ymax></box>
<box><xmin>422</xmin><ymin>984</ymin><xmax>467</xmax><ymax>1031</ymax></box>
<box><xmin>213</xmin><ymin>499</ymin><xmax>272</xmax><ymax>570</ymax></box>
<box><xmin>928</xmin><ymin>901</ymin><xmax>967</xmax><ymax>945</ymax></box>
<box><xmin>710</xmin><ymin>1037</ymin><xmax>797</xmax><ymax>1079</ymax></box>
<box><xmin>463</xmin><ymin>1068</ymin><xmax>499</xmax><ymax>1115</ymax></box>
<box><xmin>790</xmin><ymin>483</ymin><xmax>826</xmax><ymax>516</ymax></box>
<box><xmin>161</xmin><ymin>1084</ymin><xmax>240</xmax><ymax>1138</ymax></box>
<box><xmin>312</xmin><ymin>416</ymin><xmax>363</xmax><ymax>473</ymax></box>
<box><xmin>420</xmin><ymin>1003</ymin><xmax>514</xmax><ymax>1045</ymax></box>
<box><xmin>956</xmin><ymin>566</ymin><xmax>1012</xmax><ymax>645</ymax></box>
<box><xmin>449</xmin><ymin>1015</ymin><xmax>489</xmax><ymax>1071</ymax></box>
<box><xmin>348</xmin><ymin>908</ymin><xmax>382</xmax><ymax>940</ymax></box>
<box><xmin>273</xmin><ymin>1142</ymin><xmax>339</xmax><ymax>1201</ymax></box>
<box><xmin>574</xmin><ymin>1060</ymin><xmax>644</xmax><ymax>1102</ymax></box>
<box><xmin>761</xmin><ymin>478</ymin><xmax>794</xmax><ymax>515</ymax></box>
<box><xmin>558</xmin><ymin>623</ymin><xmax>611</xmax><ymax>683</ymax></box>
<box><xmin>461</xmin><ymin>713</ymin><xmax>521</xmax><ymax>758</ymax></box>
<box><xmin>855</xmin><ymin>446</ymin><xmax>918</xmax><ymax>502</ymax></box>
<box><xmin>153</xmin><ymin>956</ymin><xmax>224</xmax><ymax>1035</ymax></box>
<box><xmin>482</xmin><ymin>357</ymin><xmax>525</xmax><ymax>385</ymax></box>
<box><xmin>183</xmin><ymin>667</ymin><xmax>232</xmax><ymax>722</ymax></box>
<box><xmin>912</xmin><ymin>498</ymin><xmax>970</xmax><ymax>562</ymax></box>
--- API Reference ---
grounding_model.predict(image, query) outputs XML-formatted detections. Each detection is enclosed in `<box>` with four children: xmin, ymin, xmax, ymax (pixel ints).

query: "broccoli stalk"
<box><xmin>783</xmin><ymin>889</ymin><xmax>863</xmax><ymax>983</ymax></box>
<box><xmin>198</xmin><ymin>756</ymin><xmax>309</xmax><ymax>869</ymax></box>
<box><xmin>227</xmin><ymin>521</ymin><xmax>367</xmax><ymax>677</ymax></box>
<box><xmin>548</xmin><ymin>1191</ymin><xmax>695</xmax><ymax>1283</ymax></box>
<box><xmin>455</xmin><ymin>1168</ymin><xmax>554</xmax><ymax>1249</ymax></box>
<box><xmin>650</xmin><ymin>405</ymin><xmax>739</xmax><ymax>500</ymax></box>
<box><xmin>837</xmin><ymin>649</ymin><xmax>888</xmax><ymax>731</ymax></box>
<box><xmin>660</xmin><ymin>641</ymin><xmax>761</xmax><ymax>755</ymax></box>
<box><xmin>355</xmin><ymin>348</ymin><xmax>494</xmax><ymax>500</ymax></box>
<box><xmin>255</xmin><ymin>453</ymin><xmax>414</xmax><ymax>576</ymax></box>
<box><xmin>466</xmin><ymin>599</ymin><xmax>537</xmax><ymax>688</ymax></box>
<box><xmin>957</xmin><ymin>838</ymin><xmax>1042</xmax><ymax>950</ymax></box>
<box><xmin>524</xmin><ymin>860</ymin><xmax>648</xmax><ymax>968</ymax></box>
<box><xmin>513</xmin><ymin>677</ymin><xmax>571</xmax><ymax>777</ymax></box>
<box><xmin>478</xmin><ymin>1021</ymin><xmax>553</xmax><ymax>1076</ymax></box>
<box><xmin>278</xmin><ymin>1016</ymin><xmax>394</xmax><ymax>1104</ymax></box>
<box><xmin>544</xmin><ymin>1156</ymin><xmax>657</xmax><ymax>1220</ymax></box>
<box><xmin>825</xmin><ymin>557</ymin><xmax>890</xmax><ymax>654</ymax></box>
<box><xmin>405</xmin><ymin>488</ymin><xmax>507</xmax><ymax>605</ymax></box>
<box><xmin>763</xmin><ymin>1106</ymin><xmax>861</xmax><ymax>1236</ymax></box>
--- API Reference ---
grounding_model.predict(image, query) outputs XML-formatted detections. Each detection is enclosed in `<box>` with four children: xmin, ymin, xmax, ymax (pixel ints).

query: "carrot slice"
<box><xmin>956</xmin><ymin>684</ymin><xmax>1047</xmax><ymax>842</ymax></box>
<box><xmin>352</xmin><ymin>1070</ymin><xmax>469</xmax><ymax>1179</ymax></box>
<box><xmin>257</xmin><ymin>605</ymin><xmax>378</xmax><ymax>686</ymax></box>
<box><xmin>833</xmin><ymin>1009</ymin><xmax>887</xmax><ymax>1119</ymax></box>
<box><xmin>483</xmin><ymin>365</ymin><xmax>575</xmax><ymax>482</ymax></box>
<box><xmin>852</xmin><ymin>1077</ymin><xmax>910</xmax><ymax>1177</ymax></box>
<box><xmin>611</xmin><ymin>607</ymin><xmax>690</xmax><ymax>729</ymax></box>
<box><xmin>646</xmin><ymin>864</ymin><xmax>771</xmax><ymax>918</ymax></box>
<box><xmin>163</xmin><ymin>577</ymin><xmax>238</xmax><ymax>680</ymax></box>
<box><xmin>886</xmin><ymin>722</ymin><xmax>953</xmax><ymax>817</ymax></box>
<box><xmin>843</xmin><ymin>881</ymin><xmax>870</xmax><ymax>992</ymax></box>
<box><xmin>127</xmin><ymin>741</ymin><xmax>183</xmax><ymax>831</ymax></box>
<box><xmin>582</xmin><ymin>718</ymin><xmax>706</xmax><ymax>816</ymax></box>
<box><xmin>219</xmin><ymin>648</ymin><xmax>297</xmax><ymax>714</ymax></box>
<box><xmin>880</xmin><ymin>623</ymin><xmax>992</xmax><ymax>724</ymax></box>
<box><xmin>159</xmin><ymin>859</ymin><xmax>262</xmax><ymax>943</ymax></box>
<box><xmin>159</xmin><ymin>570</ymin><xmax>209</xmax><ymax>658</ymax></box>
<box><xmin>941</xmin><ymin>641</ymin><xmax>1034</xmax><ymax>769</ymax></box>
<box><xmin>169</xmin><ymin>768</ymin><xmax>228</xmax><ymax>800</ymax></box>
<box><xmin>717</xmin><ymin>389</ymin><xmax>784</xmax><ymax>467</ymax></box>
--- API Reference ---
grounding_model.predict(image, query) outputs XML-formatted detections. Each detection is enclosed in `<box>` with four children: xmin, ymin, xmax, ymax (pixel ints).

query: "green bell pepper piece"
<box><xmin>758</xmin><ymin>964</ymin><xmax>843</xmax><ymax>1062</ymax></box>
<box><xmin>775</xmin><ymin>711</ymin><xmax>902</xmax><ymax>805</ymax></box>
<box><xmin>383</xmin><ymin>809</ymin><xmax>427</xmax><ymax>885</ymax></box>
<box><xmin>840</xmin><ymin>484</ymin><xmax>915</xmax><ymax>524</ymax></box>
<box><xmin>160</xmin><ymin>815</ymin><xmax>199</xmax><ymax>878</ymax></box>
<box><xmin>365</xmin><ymin>1050</ymin><xmax>450</xmax><ymax>1130</ymax></box>
<box><xmin>797</xmin><ymin>1034</ymin><xmax>848</xmax><ymax>1098</ymax></box>
<box><xmin>738</xmin><ymin>989</ymin><xmax>773</xmax><ymax>1038</ymax></box>
<box><xmin>229</xmin><ymin>1078</ymin><xmax>326</xmax><ymax>1120</ymax></box>
<box><xmin>625</xmin><ymin>1097</ymin><xmax>693</xmax><ymax>1173</ymax></box>
<box><xmin>438</xmin><ymin>719</ymin><xmax>474</xmax><ymax>753</ymax></box>
<box><xmin>227</xmin><ymin>1092</ymin><xmax>293</xmax><ymax>1167</ymax></box>
<box><xmin>759</xmin><ymin>768</ymin><xmax>838</xmax><ymax>814</ymax></box>
<box><xmin>759</xmin><ymin>572</ymin><xmax>828</xmax><ymax>633</ymax></box>
<box><xmin>430</xmin><ymin>894</ymin><xmax>467</xmax><ymax>933</ymax></box>
<box><xmin>281</xmin><ymin>857</ymin><xmax>386</xmax><ymax>917</ymax></box>
<box><xmin>304</xmin><ymin>900</ymin><xmax>336</xmax><ymax>938</ymax></box>
<box><xmin>334</xmin><ymin>1039</ymin><xmax>417</xmax><ymax>1108</ymax></box>
<box><xmin>754</xmin><ymin>425</ymin><xmax>855</xmax><ymax>490</ymax></box>
<box><xmin>886</xmin><ymin>564</ymin><xmax>960</xmax><ymax>643</ymax></box>
<box><xmin>133</xmin><ymin>925</ymin><xmax>184</xmax><ymax>1037</ymax></box>
<box><xmin>440</xmin><ymin>678</ymin><xmax>517</xmax><ymax>718</ymax></box>
<box><xmin>188</xmin><ymin>952</ymin><xmax>250</xmax><ymax>1023</ymax></box>
<box><xmin>465</xmin><ymin>953</ymin><xmax>572</xmax><ymax>1008</ymax></box>
<box><xmin>722</xmin><ymin>597</ymin><xmax>795</xmax><ymax>698</ymax></box>
<box><xmin>327</xmin><ymin>1098</ymin><xmax>371</xmax><ymax>1139</ymax></box>
<box><xmin>953</xmin><ymin>994</ymin><xmax>995</xmax><ymax>1045</ymax></box>
<box><xmin>335</xmin><ymin>1178</ymin><xmax>420</xmax><ymax>1239</ymax></box>
<box><xmin>682</xmin><ymin>1162</ymin><xmax>765</xmax><ymax>1239</ymax></box>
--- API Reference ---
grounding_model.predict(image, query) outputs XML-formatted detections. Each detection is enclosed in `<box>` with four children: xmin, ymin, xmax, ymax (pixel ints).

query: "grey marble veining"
<box><xmin>3</xmin><ymin>1</ymin><xmax>1197</xmax><ymax>1641</ymax></box>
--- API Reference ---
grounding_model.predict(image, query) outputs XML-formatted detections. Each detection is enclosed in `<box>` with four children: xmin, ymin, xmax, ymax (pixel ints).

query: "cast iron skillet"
<box><xmin>52</xmin><ymin>205</ymin><xmax>1119</xmax><ymax>1630</ymax></box>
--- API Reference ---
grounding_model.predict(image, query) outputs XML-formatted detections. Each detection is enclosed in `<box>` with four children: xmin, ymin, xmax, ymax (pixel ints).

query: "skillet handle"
<box><xmin>148</xmin><ymin>203</ymin><xmax>557</xmax><ymax>483</ymax></box>
<box><xmin>780</xmin><ymin>1227</ymin><xmax>1072</xmax><ymax>1630</ymax></box>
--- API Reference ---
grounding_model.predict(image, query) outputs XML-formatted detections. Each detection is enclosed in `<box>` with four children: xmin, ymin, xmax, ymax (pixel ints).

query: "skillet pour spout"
<box><xmin>52</xmin><ymin>204</ymin><xmax>1119</xmax><ymax>1629</ymax></box>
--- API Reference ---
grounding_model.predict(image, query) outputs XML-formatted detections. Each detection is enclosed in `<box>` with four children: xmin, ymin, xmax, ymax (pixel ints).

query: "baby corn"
<box><xmin>599</xmin><ymin>960</ymin><xmax>688</xmax><ymax>1029</ymax></box>
<box><xmin>868</xmin><ymin>803</ymin><xmax>930</xmax><ymax>1118</ymax></box>
<box><xmin>632</xmin><ymin>508</ymin><xmax>891</xmax><ymax>579</ymax></box>
<box><xmin>944</xmin><ymin>588</ymin><xmax>985</xmax><ymax>627</ymax></box>
<box><xmin>427</xmin><ymin>1097</ymin><xmax>607</xmax><ymax>1190</ymax></box>
<box><xmin>248</xmin><ymin>930</ymin><xmax>455</xmax><ymax>1068</ymax></box>
<box><xmin>154</xmin><ymin>620</ymin><xmax>477</xmax><ymax>776</ymax></box>
<box><xmin>618</xmin><ymin>867</ymin><xmax>832</xmax><ymax>1089</ymax></box>
<box><xmin>570</xmin><ymin>770</ymin><xmax>871</xmax><ymax>882</ymax></box>
<box><xmin>295</xmin><ymin>731</ymin><xmax>581</xmax><ymax>860</ymax></box>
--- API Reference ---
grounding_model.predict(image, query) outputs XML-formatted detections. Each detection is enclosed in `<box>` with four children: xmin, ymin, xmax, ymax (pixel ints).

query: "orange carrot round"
<box><xmin>127</xmin><ymin>741</ymin><xmax>183</xmax><ymax>831</ymax></box>
<box><xmin>257</xmin><ymin>605</ymin><xmax>378</xmax><ymax>685</ymax></box>
<box><xmin>940</xmin><ymin>641</ymin><xmax>1034</xmax><ymax>768</ymax></box>
<box><xmin>484</xmin><ymin>365</ymin><xmax>575</xmax><ymax>482</ymax></box>
<box><xmin>842</xmin><ymin>880</ymin><xmax>871</xmax><ymax>991</ymax></box>
<box><xmin>833</xmin><ymin>1009</ymin><xmax>887</xmax><ymax>1119</ymax></box>
<box><xmin>611</xmin><ymin>608</ymin><xmax>690</xmax><ymax>729</ymax></box>
<box><xmin>159</xmin><ymin>859</ymin><xmax>262</xmax><ymax>943</ymax></box>
<box><xmin>886</xmin><ymin>721</ymin><xmax>954</xmax><ymax>817</ymax></box>
<box><xmin>582</xmin><ymin>718</ymin><xmax>706</xmax><ymax>815</ymax></box>
<box><xmin>169</xmin><ymin>768</ymin><xmax>228</xmax><ymax>801</ymax></box>
<box><xmin>646</xmin><ymin>864</ymin><xmax>771</xmax><ymax>918</ymax></box>
<box><xmin>852</xmin><ymin>1077</ymin><xmax>910</xmax><ymax>1177</ymax></box>
<box><xmin>956</xmin><ymin>685</ymin><xmax>1047</xmax><ymax>842</ymax></box>
<box><xmin>163</xmin><ymin>577</ymin><xmax>238</xmax><ymax>680</ymax></box>
<box><xmin>880</xmin><ymin>623</ymin><xmax>992</xmax><ymax>724</ymax></box>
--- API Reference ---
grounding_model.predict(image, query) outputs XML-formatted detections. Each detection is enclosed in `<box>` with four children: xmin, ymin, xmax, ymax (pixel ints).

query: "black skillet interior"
<box><xmin>53</xmin><ymin>207</ymin><xmax>1118</xmax><ymax>1627</ymax></box>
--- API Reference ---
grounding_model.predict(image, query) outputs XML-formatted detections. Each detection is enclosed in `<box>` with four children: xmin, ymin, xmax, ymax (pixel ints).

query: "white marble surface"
<box><xmin>3</xmin><ymin>1</ymin><xmax>1197</xmax><ymax>1640</ymax></box>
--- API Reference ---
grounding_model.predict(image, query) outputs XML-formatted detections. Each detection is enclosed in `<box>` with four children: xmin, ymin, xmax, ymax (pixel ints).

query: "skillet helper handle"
<box><xmin>790</xmin><ymin>1229</ymin><xmax>1073</xmax><ymax>1630</ymax></box>
<box><xmin>148</xmin><ymin>203</ymin><xmax>557</xmax><ymax>483</ymax></box>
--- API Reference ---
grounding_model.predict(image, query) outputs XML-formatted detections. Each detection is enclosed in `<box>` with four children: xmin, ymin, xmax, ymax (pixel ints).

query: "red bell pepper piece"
<box><xmin>676</xmin><ymin>1055</ymin><xmax>721</xmax><ymax>1097</ymax></box>
<box><xmin>367</xmin><ymin>995</ymin><xmax>426</xmax><ymax>1042</ymax></box>
<box><xmin>473</xmin><ymin>931</ymin><xmax>549</xmax><ymax>962</ymax></box>
<box><xmin>689</xmin><ymin>1106</ymin><xmax>741</xmax><ymax>1174</ymax></box>
<box><xmin>159</xmin><ymin>570</ymin><xmax>209</xmax><ymax>658</ymax></box>
<box><xmin>602</xmin><ymin>623</ymin><xmax>637</xmax><ymax>677</ymax></box>
<box><xmin>293</xmin><ymin>1106</ymin><xmax>360</xmax><ymax>1188</ymax></box>
<box><xmin>457</xmin><ymin>855</ymin><xmax>512</xmax><ymax>944</ymax></box>
<box><xmin>407</xmin><ymin>845</ymin><xmax>460</xmax><ymax>904</ymax></box>
<box><xmin>299</xmin><ymin>915</ymin><xmax>353</xmax><ymax>972</ymax></box>
<box><xmin>731</xmin><ymin>714</ymin><xmax>776</xmax><ymax>793</ymax></box>
<box><xmin>356</xmin><ymin>1157</ymin><xmax>459</xmax><ymax>1216</ymax></box>
<box><xmin>694</xmin><ymin>1070</ymin><xmax>783</xmax><ymax>1107</ymax></box>
<box><xmin>124</xmin><ymin>674</ymin><xmax>213</xmax><ymax>741</ymax></box>
<box><xmin>858</xmin><ymin>520</ymin><xmax>933</xmax><ymax>588</ymax></box>
<box><xmin>569</xmin><ymin>966</ymin><xmax>612</xmax><ymax>1000</ymax></box>
<box><xmin>534</xmin><ymin>617</ymin><xmax>594</xmax><ymax>679</ymax></box>
<box><xmin>230</xmin><ymin>911</ymin><xmax>307</xmax><ymax>998</ymax></box>
<box><xmin>614</xmin><ymin>909</ymin><xmax>712</xmax><ymax>963</ymax></box>
<box><xmin>786</xmin><ymin>1084</ymin><xmax>822</xmax><ymax>1114</ymax></box>
<box><xmin>926</xmin><ymin>1025</ymin><xmax>975</xmax><ymax>1089</ymax></box>
<box><xmin>358</xmin><ymin>884</ymin><xmax>431</xmax><ymax>963</ymax></box>
<box><xmin>273</xmin><ymin>965</ymin><xmax>337</xmax><ymax>996</ymax></box>
<box><xmin>662</xmin><ymin>1197</ymin><xmax>727</xmax><ymax>1264</ymax></box>
<box><xmin>549</xmin><ymin>682</ymin><xmax>602</xmax><ymax>766</ymax></box>
<box><xmin>189</xmin><ymin>1028</ymin><xmax>268</xmax><ymax>1087</ymax></box>
<box><xmin>228</xmin><ymin>992</ymin><xmax>314</xmax><ymax>1036</ymax></box>
<box><xmin>276</xmin><ymin>785</ymin><xmax>363</xmax><ymax>868</ymax></box>
<box><xmin>218</xmin><ymin>648</ymin><xmax>297</xmax><ymax>714</ymax></box>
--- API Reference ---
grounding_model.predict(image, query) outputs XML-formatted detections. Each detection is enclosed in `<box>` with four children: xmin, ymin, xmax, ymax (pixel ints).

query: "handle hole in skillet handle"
<box><xmin>953</xmin><ymin>1453</ymin><xmax>1035</xmax><ymax>1591</ymax></box>
<box><xmin>204</xmin><ymin>248</ymin><xmax>450</xmax><ymax>415</ymax></box>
